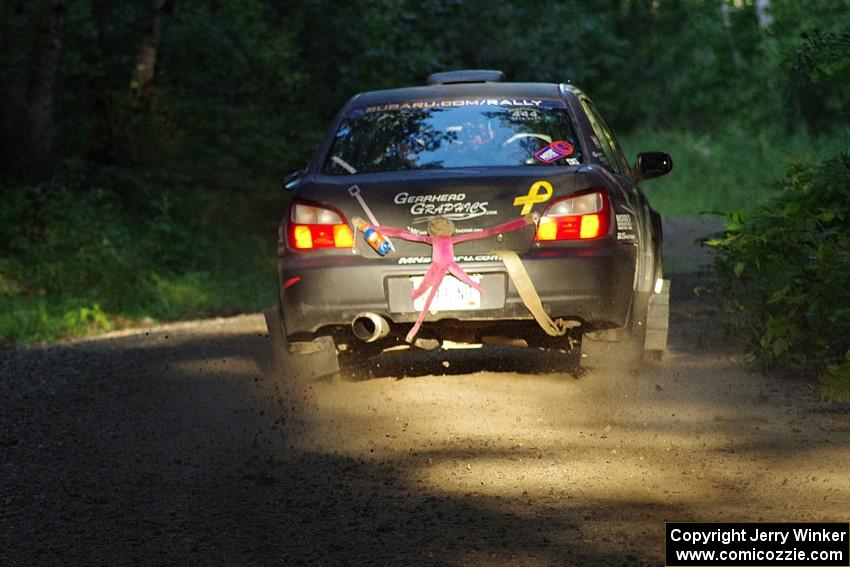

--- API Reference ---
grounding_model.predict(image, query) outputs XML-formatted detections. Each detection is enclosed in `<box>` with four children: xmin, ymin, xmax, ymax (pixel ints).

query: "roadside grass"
<box><xmin>621</xmin><ymin>126</ymin><xmax>850</xmax><ymax>216</ymax></box>
<box><xmin>0</xmin><ymin>264</ymin><xmax>276</xmax><ymax>345</ymax></box>
<box><xmin>0</xmin><ymin>176</ymin><xmax>280</xmax><ymax>345</ymax></box>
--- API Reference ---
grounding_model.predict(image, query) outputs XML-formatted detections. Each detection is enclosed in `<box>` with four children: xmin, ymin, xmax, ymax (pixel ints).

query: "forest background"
<box><xmin>1</xmin><ymin>0</ymin><xmax>848</xmax><ymax>395</ymax></box>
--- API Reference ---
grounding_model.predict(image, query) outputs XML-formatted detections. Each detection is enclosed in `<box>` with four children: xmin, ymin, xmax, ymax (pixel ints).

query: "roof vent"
<box><xmin>425</xmin><ymin>70</ymin><xmax>506</xmax><ymax>85</ymax></box>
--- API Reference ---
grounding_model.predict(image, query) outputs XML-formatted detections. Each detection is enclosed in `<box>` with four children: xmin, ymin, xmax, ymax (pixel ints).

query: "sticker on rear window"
<box><xmin>511</xmin><ymin>109</ymin><xmax>541</xmax><ymax>122</ymax></box>
<box><xmin>534</xmin><ymin>141</ymin><xmax>575</xmax><ymax>164</ymax></box>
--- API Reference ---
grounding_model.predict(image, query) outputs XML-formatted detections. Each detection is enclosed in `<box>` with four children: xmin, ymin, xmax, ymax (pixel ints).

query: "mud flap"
<box><xmin>580</xmin><ymin>289</ymin><xmax>650</xmax><ymax>373</ymax></box>
<box><xmin>263</xmin><ymin>308</ymin><xmax>340</xmax><ymax>379</ymax></box>
<box><xmin>580</xmin><ymin>328</ymin><xmax>645</xmax><ymax>372</ymax></box>
<box><xmin>644</xmin><ymin>279</ymin><xmax>670</xmax><ymax>355</ymax></box>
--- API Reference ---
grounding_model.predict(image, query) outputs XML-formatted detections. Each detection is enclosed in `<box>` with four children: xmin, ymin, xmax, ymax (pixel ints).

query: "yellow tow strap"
<box><xmin>495</xmin><ymin>250</ymin><xmax>570</xmax><ymax>337</ymax></box>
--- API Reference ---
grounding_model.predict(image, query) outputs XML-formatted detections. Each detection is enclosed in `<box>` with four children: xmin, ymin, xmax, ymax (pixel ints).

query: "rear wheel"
<box><xmin>264</xmin><ymin>308</ymin><xmax>340</xmax><ymax>380</ymax></box>
<box><xmin>580</xmin><ymin>290</ymin><xmax>649</xmax><ymax>373</ymax></box>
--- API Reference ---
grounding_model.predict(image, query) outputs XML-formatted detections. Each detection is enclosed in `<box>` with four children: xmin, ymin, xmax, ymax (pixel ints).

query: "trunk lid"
<box><xmin>296</xmin><ymin>167</ymin><xmax>588</xmax><ymax>258</ymax></box>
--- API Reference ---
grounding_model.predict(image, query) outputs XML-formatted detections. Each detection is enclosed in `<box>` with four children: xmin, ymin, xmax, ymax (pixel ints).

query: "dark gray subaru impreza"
<box><xmin>265</xmin><ymin>70</ymin><xmax>672</xmax><ymax>378</ymax></box>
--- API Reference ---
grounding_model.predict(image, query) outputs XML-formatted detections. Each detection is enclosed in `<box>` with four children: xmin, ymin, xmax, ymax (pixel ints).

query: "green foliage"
<box><xmin>821</xmin><ymin>351</ymin><xmax>850</xmax><ymax>403</ymax></box>
<box><xmin>156</xmin><ymin>0</ymin><xmax>306</xmax><ymax>174</ymax></box>
<box><xmin>621</xmin><ymin>125</ymin><xmax>850</xmax><ymax>216</ymax></box>
<box><xmin>706</xmin><ymin>155</ymin><xmax>850</xmax><ymax>401</ymax></box>
<box><xmin>0</xmin><ymin>170</ymin><xmax>277</xmax><ymax>344</ymax></box>
<box><xmin>7</xmin><ymin>0</ymin><xmax>845</xmax><ymax>176</ymax></box>
<box><xmin>0</xmin><ymin>297</ymin><xmax>112</xmax><ymax>346</ymax></box>
<box><xmin>790</xmin><ymin>29</ymin><xmax>850</xmax><ymax>130</ymax></box>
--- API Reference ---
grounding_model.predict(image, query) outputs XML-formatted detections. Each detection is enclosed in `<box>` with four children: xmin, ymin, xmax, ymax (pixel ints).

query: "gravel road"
<box><xmin>2</xmin><ymin>218</ymin><xmax>849</xmax><ymax>565</ymax></box>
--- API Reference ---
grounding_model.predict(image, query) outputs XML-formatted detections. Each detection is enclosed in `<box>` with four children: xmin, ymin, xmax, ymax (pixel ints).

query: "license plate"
<box><xmin>411</xmin><ymin>274</ymin><xmax>481</xmax><ymax>312</ymax></box>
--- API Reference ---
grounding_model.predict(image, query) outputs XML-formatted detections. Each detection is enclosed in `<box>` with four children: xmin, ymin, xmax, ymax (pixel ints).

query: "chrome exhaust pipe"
<box><xmin>351</xmin><ymin>313</ymin><xmax>390</xmax><ymax>343</ymax></box>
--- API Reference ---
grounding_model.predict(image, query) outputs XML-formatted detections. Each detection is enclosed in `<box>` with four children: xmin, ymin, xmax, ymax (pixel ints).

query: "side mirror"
<box><xmin>282</xmin><ymin>169</ymin><xmax>305</xmax><ymax>191</ymax></box>
<box><xmin>635</xmin><ymin>152</ymin><xmax>673</xmax><ymax>180</ymax></box>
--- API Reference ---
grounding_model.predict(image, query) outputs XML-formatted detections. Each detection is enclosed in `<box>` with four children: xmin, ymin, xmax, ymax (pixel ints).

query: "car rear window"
<box><xmin>323</xmin><ymin>99</ymin><xmax>583</xmax><ymax>174</ymax></box>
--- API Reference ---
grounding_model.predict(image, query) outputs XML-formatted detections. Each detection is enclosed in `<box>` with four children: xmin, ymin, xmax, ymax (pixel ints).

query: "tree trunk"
<box><xmin>719</xmin><ymin>1</ymin><xmax>743</xmax><ymax>67</ymax></box>
<box><xmin>755</xmin><ymin>0</ymin><xmax>773</xmax><ymax>29</ymax></box>
<box><xmin>27</xmin><ymin>0</ymin><xmax>67</xmax><ymax>169</ymax></box>
<box><xmin>131</xmin><ymin>0</ymin><xmax>168</xmax><ymax>113</ymax></box>
<box><xmin>0</xmin><ymin>1</ymin><xmax>33</xmax><ymax>171</ymax></box>
<box><xmin>87</xmin><ymin>0</ymin><xmax>120</xmax><ymax>163</ymax></box>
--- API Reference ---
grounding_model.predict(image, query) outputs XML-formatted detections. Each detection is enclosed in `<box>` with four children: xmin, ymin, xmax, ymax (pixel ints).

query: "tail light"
<box><xmin>288</xmin><ymin>202</ymin><xmax>354</xmax><ymax>250</ymax></box>
<box><xmin>535</xmin><ymin>190</ymin><xmax>610</xmax><ymax>241</ymax></box>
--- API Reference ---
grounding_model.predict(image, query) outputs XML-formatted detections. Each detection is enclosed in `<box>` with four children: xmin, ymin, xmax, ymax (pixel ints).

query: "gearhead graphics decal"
<box><xmin>393</xmin><ymin>191</ymin><xmax>497</xmax><ymax>223</ymax></box>
<box><xmin>513</xmin><ymin>181</ymin><xmax>553</xmax><ymax>215</ymax></box>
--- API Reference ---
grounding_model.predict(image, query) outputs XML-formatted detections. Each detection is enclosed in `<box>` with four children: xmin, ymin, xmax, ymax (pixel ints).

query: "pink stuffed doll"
<box><xmin>354</xmin><ymin>214</ymin><xmax>536</xmax><ymax>342</ymax></box>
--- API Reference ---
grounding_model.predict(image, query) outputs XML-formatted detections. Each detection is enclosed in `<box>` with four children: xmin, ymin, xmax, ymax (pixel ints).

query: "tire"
<box><xmin>264</xmin><ymin>307</ymin><xmax>340</xmax><ymax>380</ymax></box>
<box><xmin>580</xmin><ymin>290</ymin><xmax>649</xmax><ymax>373</ymax></box>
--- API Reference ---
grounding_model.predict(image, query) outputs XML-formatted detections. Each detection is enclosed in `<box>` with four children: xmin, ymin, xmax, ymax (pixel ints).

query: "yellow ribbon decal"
<box><xmin>513</xmin><ymin>180</ymin><xmax>553</xmax><ymax>215</ymax></box>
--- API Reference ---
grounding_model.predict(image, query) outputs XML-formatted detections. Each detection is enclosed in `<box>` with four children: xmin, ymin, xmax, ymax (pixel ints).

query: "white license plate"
<box><xmin>410</xmin><ymin>274</ymin><xmax>481</xmax><ymax>312</ymax></box>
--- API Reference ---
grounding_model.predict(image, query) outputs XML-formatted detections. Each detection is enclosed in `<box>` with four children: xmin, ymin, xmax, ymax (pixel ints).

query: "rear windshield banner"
<box><xmin>352</xmin><ymin>98</ymin><xmax>567</xmax><ymax>115</ymax></box>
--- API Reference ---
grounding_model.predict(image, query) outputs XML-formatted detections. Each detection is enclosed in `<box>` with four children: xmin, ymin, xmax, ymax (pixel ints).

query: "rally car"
<box><xmin>265</xmin><ymin>70</ymin><xmax>672</xmax><ymax>379</ymax></box>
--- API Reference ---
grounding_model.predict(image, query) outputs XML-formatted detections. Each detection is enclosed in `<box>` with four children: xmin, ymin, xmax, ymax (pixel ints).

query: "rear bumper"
<box><xmin>278</xmin><ymin>243</ymin><xmax>636</xmax><ymax>338</ymax></box>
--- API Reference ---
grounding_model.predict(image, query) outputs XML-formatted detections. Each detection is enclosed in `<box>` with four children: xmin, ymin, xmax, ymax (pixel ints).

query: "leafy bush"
<box><xmin>790</xmin><ymin>29</ymin><xmax>850</xmax><ymax>131</ymax></box>
<box><xmin>706</xmin><ymin>154</ymin><xmax>850</xmax><ymax>401</ymax></box>
<box><xmin>0</xmin><ymin>297</ymin><xmax>113</xmax><ymax>345</ymax></box>
<box><xmin>0</xmin><ymin>169</ymin><xmax>278</xmax><ymax>344</ymax></box>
